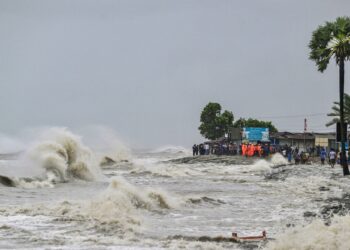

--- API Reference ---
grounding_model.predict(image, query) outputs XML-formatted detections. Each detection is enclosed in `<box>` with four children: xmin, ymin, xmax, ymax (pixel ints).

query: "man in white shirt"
<box><xmin>204</xmin><ymin>144</ymin><xmax>210</xmax><ymax>155</ymax></box>
<box><xmin>329</xmin><ymin>149</ymin><xmax>336</xmax><ymax>168</ymax></box>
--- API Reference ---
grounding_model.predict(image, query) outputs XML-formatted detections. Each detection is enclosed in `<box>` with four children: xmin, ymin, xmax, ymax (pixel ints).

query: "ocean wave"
<box><xmin>151</xmin><ymin>145</ymin><xmax>191</xmax><ymax>155</ymax></box>
<box><xmin>0</xmin><ymin>177</ymin><xmax>178</xmax><ymax>235</ymax></box>
<box><xmin>187</xmin><ymin>196</ymin><xmax>226</xmax><ymax>205</ymax></box>
<box><xmin>101</xmin><ymin>176</ymin><xmax>178</xmax><ymax>211</ymax></box>
<box><xmin>168</xmin><ymin>154</ymin><xmax>287</xmax><ymax>168</ymax></box>
<box><xmin>28</xmin><ymin>128</ymin><xmax>102</xmax><ymax>181</ymax></box>
<box><xmin>130</xmin><ymin>162</ymin><xmax>200</xmax><ymax>178</ymax></box>
<box><xmin>266</xmin><ymin>215</ymin><xmax>350</xmax><ymax>250</ymax></box>
<box><xmin>241</xmin><ymin>154</ymin><xmax>289</xmax><ymax>175</ymax></box>
<box><xmin>0</xmin><ymin>128</ymin><xmax>104</xmax><ymax>188</ymax></box>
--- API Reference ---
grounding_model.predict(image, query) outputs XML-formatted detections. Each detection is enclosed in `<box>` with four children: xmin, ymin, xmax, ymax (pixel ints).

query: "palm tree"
<box><xmin>309</xmin><ymin>17</ymin><xmax>350</xmax><ymax>176</ymax></box>
<box><xmin>326</xmin><ymin>93</ymin><xmax>350</xmax><ymax>126</ymax></box>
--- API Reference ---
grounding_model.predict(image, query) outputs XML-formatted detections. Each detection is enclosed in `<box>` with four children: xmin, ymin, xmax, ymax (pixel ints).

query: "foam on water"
<box><xmin>266</xmin><ymin>215</ymin><xmax>350</xmax><ymax>250</ymax></box>
<box><xmin>282</xmin><ymin>175</ymin><xmax>343</xmax><ymax>197</ymax></box>
<box><xmin>131</xmin><ymin>154</ymin><xmax>289</xmax><ymax>179</ymax></box>
<box><xmin>2</xmin><ymin>140</ymin><xmax>350</xmax><ymax>249</ymax></box>
<box><xmin>270</xmin><ymin>153</ymin><xmax>289</xmax><ymax>166</ymax></box>
<box><xmin>131</xmin><ymin>160</ymin><xmax>200</xmax><ymax>177</ymax></box>
<box><xmin>151</xmin><ymin>145</ymin><xmax>191</xmax><ymax>155</ymax></box>
<box><xmin>0</xmin><ymin>176</ymin><xmax>178</xmax><ymax>236</ymax></box>
<box><xmin>244</xmin><ymin>153</ymin><xmax>288</xmax><ymax>174</ymax></box>
<box><xmin>248</xmin><ymin>159</ymin><xmax>273</xmax><ymax>173</ymax></box>
<box><xmin>99</xmin><ymin>176</ymin><xmax>178</xmax><ymax>211</ymax></box>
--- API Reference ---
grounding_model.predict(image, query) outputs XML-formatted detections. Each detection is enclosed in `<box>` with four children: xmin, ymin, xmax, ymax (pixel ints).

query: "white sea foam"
<box><xmin>270</xmin><ymin>153</ymin><xmax>289</xmax><ymax>166</ymax></box>
<box><xmin>151</xmin><ymin>145</ymin><xmax>191</xmax><ymax>155</ymax></box>
<box><xmin>279</xmin><ymin>175</ymin><xmax>344</xmax><ymax>200</ymax></box>
<box><xmin>266</xmin><ymin>215</ymin><xmax>350</xmax><ymax>250</ymax></box>
<box><xmin>248</xmin><ymin>159</ymin><xmax>273</xmax><ymax>173</ymax></box>
<box><xmin>245</xmin><ymin>154</ymin><xmax>288</xmax><ymax>174</ymax></box>
<box><xmin>0</xmin><ymin>176</ymin><xmax>177</xmax><ymax>236</ymax></box>
<box><xmin>131</xmin><ymin>161</ymin><xmax>200</xmax><ymax>177</ymax></box>
<box><xmin>2</xmin><ymin>139</ymin><xmax>349</xmax><ymax>249</ymax></box>
<box><xmin>100</xmin><ymin>176</ymin><xmax>178</xmax><ymax>211</ymax></box>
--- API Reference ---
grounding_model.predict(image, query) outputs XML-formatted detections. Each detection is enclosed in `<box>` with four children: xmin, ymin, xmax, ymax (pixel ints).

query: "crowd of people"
<box><xmin>192</xmin><ymin>142</ymin><xmax>239</xmax><ymax>156</ymax></box>
<box><xmin>192</xmin><ymin>141</ymin><xmax>343</xmax><ymax>167</ymax></box>
<box><xmin>192</xmin><ymin>141</ymin><xmax>273</xmax><ymax>157</ymax></box>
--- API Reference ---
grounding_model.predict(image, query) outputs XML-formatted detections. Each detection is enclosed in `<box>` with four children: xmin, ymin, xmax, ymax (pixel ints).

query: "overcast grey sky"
<box><xmin>1</xmin><ymin>0</ymin><xmax>350</xmax><ymax>148</ymax></box>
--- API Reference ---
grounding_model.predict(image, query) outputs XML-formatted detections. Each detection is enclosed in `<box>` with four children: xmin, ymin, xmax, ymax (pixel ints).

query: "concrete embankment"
<box><xmin>167</xmin><ymin>155</ymin><xmax>263</xmax><ymax>165</ymax></box>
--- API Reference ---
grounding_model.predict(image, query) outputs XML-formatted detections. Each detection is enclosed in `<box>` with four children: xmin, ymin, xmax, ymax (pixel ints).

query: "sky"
<box><xmin>1</xmin><ymin>0</ymin><xmax>350</xmax><ymax>148</ymax></box>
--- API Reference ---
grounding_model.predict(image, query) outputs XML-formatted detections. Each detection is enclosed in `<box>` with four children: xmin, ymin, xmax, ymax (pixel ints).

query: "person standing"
<box><xmin>192</xmin><ymin>144</ymin><xmax>197</xmax><ymax>156</ymax></box>
<box><xmin>242</xmin><ymin>143</ymin><xmax>247</xmax><ymax>156</ymax></box>
<box><xmin>329</xmin><ymin>148</ymin><xmax>336</xmax><ymax>168</ymax></box>
<box><xmin>287</xmin><ymin>148</ymin><xmax>292</xmax><ymax>163</ymax></box>
<box><xmin>204</xmin><ymin>143</ymin><xmax>210</xmax><ymax>155</ymax></box>
<box><xmin>320</xmin><ymin>147</ymin><xmax>327</xmax><ymax>165</ymax></box>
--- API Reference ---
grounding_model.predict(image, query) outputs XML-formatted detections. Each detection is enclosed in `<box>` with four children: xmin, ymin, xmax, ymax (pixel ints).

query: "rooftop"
<box><xmin>270</xmin><ymin>131</ymin><xmax>336</xmax><ymax>140</ymax></box>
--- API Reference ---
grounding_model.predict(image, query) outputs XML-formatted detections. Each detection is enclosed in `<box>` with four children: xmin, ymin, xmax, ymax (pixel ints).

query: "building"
<box><xmin>270</xmin><ymin>132</ymin><xmax>337</xmax><ymax>150</ymax></box>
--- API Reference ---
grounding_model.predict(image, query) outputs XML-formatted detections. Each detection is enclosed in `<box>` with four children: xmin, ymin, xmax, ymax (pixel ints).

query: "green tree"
<box><xmin>326</xmin><ymin>93</ymin><xmax>350</xmax><ymax>126</ymax></box>
<box><xmin>233</xmin><ymin>118</ymin><xmax>278</xmax><ymax>133</ymax></box>
<box><xmin>198</xmin><ymin>102</ymin><xmax>234</xmax><ymax>140</ymax></box>
<box><xmin>309</xmin><ymin>16</ymin><xmax>350</xmax><ymax>175</ymax></box>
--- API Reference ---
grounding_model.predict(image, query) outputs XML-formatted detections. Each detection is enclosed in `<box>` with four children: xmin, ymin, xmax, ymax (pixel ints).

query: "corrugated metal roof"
<box><xmin>270</xmin><ymin>132</ymin><xmax>336</xmax><ymax>140</ymax></box>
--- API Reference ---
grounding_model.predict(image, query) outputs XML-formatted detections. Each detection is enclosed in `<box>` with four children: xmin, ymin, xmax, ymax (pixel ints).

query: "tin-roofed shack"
<box><xmin>199</xmin><ymin>131</ymin><xmax>344</xmax><ymax>156</ymax></box>
<box><xmin>270</xmin><ymin>132</ymin><xmax>337</xmax><ymax>150</ymax></box>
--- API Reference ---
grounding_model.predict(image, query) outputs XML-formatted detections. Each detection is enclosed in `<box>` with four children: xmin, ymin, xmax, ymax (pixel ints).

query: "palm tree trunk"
<box><xmin>339</xmin><ymin>58</ymin><xmax>350</xmax><ymax>175</ymax></box>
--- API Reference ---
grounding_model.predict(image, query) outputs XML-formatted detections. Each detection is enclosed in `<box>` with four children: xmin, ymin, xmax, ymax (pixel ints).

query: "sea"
<box><xmin>0</xmin><ymin>127</ymin><xmax>350</xmax><ymax>250</ymax></box>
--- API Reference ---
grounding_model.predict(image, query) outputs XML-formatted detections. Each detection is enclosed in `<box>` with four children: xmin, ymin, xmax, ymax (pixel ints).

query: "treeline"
<box><xmin>198</xmin><ymin>102</ymin><xmax>278</xmax><ymax>140</ymax></box>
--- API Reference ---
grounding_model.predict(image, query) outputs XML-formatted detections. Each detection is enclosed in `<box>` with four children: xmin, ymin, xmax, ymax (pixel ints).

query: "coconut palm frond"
<box><xmin>326</xmin><ymin>118</ymin><xmax>340</xmax><ymax>127</ymax></box>
<box><xmin>330</xmin><ymin>105</ymin><xmax>340</xmax><ymax>112</ymax></box>
<box><xmin>326</xmin><ymin>93</ymin><xmax>350</xmax><ymax>126</ymax></box>
<box><xmin>327</xmin><ymin>112</ymin><xmax>339</xmax><ymax>117</ymax></box>
<box><xmin>309</xmin><ymin>17</ymin><xmax>350</xmax><ymax>72</ymax></box>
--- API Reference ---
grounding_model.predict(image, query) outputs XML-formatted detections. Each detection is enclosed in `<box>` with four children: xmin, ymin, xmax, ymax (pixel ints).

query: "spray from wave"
<box><xmin>0</xmin><ymin>127</ymin><xmax>104</xmax><ymax>187</ymax></box>
<box><xmin>270</xmin><ymin>153</ymin><xmax>289</xmax><ymax>166</ymax></box>
<box><xmin>246</xmin><ymin>153</ymin><xmax>289</xmax><ymax>174</ymax></box>
<box><xmin>78</xmin><ymin>126</ymin><xmax>132</xmax><ymax>166</ymax></box>
<box><xmin>26</xmin><ymin>128</ymin><xmax>103</xmax><ymax>182</ymax></box>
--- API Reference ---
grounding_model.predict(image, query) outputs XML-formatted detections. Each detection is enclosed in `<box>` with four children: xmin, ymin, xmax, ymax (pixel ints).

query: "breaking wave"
<box><xmin>0</xmin><ymin>128</ymin><xmax>104</xmax><ymax>187</ymax></box>
<box><xmin>266</xmin><ymin>215</ymin><xmax>350</xmax><ymax>250</ymax></box>
<box><xmin>130</xmin><ymin>161</ymin><xmax>200</xmax><ymax>178</ymax></box>
<box><xmin>270</xmin><ymin>153</ymin><xmax>289</xmax><ymax>166</ymax></box>
<box><xmin>187</xmin><ymin>196</ymin><xmax>226</xmax><ymax>205</ymax></box>
<box><xmin>151</xmin><ymin>145</ymin><xmax>191</xmax><ymax>155</ymax></box>
<box><xmin>246</xmin><ymin>153</ymin><xmax>289</xmax><ymax>174</ymax></box>
<box><xmin>26</xmin><ymin>128</ymin><xmax>102</xmax><ymax>182</ymax></box>
<box><xmin>101</xmin><ymin>176</ymin><xmax>178</xmax><ymax>211</ymax></box>
<box><xmin>0</xmin><ymin>177</ymin><xmax>177</xmax><ymax>235</ymax></box>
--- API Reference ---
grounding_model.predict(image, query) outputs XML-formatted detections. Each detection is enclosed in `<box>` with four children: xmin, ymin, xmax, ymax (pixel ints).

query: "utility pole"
<box><xmin>304</xmin><ymin>118</ymin><xmax>307</xmax><ymax>150</ymax></box>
